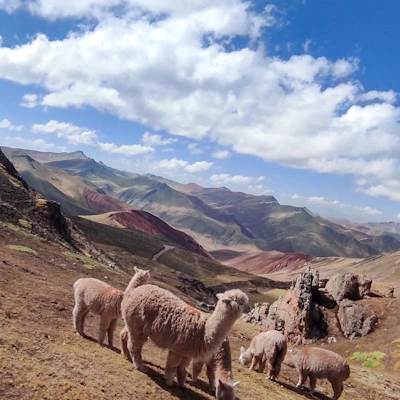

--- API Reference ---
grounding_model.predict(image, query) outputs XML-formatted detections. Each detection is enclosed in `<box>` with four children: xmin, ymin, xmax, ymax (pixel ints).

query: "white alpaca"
<box><xmin>121</xmin><ymin>284</ymin><xmax>248</xmax><ymax>387</ymax></box>
<box><xmin>283</xmin><ymin>346</ymin><xmax>350</xmax><ymax>400</ymax></box>
<box><xmin>239</xmin><ymin>330</ymin><xmax>287</xmax><ymax>380</ymax></box>
<box><xmin>72</xmin><ymin>266</ymin><xmax>149</xmax><ymax>348</ymax></box>
<box><xmin>192</xmin><ymin>338</ymin><xmax>239</xmax><ymax>400</ymax></box>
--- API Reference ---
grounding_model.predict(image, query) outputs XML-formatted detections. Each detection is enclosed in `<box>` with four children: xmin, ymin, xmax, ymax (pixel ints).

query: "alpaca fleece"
<box><xmin>121</xmin><ymin>284</ymin><xmax>248</xmax><ymax>387</ymax></box>
<box><xmin>239</xmin><ymin>330</ymin><xmax>287</xmax><ymax>380</ymax></box>
<box><xmin>73</xmin><ymin>266</ymin><xmax>149</xmax><ymax>348</ymax></box>
<box><xmin>192</xmin><ymin>338</ymin><xmax>238</xmax><ymax>400</ymax></box>
<box><xmin>283</xmin><ymin>346</ymin><xmax>350</xmax><ymax>400</ymax></box>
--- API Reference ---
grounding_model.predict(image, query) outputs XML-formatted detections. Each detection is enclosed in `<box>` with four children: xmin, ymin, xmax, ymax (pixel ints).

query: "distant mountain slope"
<box><xmin>3</xmin><ymin>146</ymin><xmax>400</xmax><ymax>258</ymax></box>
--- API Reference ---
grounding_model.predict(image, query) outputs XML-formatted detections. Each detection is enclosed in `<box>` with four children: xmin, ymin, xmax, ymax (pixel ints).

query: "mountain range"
<box><xmin>3</xmin><ymin>145</ymin><xmax>400</xmax><ymax>259</ymax></box>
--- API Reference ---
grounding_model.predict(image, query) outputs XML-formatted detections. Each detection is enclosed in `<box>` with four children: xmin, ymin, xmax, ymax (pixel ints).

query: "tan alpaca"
<box><xmin>283</xmin><ymin>346</ymin><xmax>350</xmax><ymax>400</ymax></box>
<box><xmin>192</xmin><ymin>338</ymin><xmax>239</xmax><ymax>400</ymax></box>
<box><xmin>239</xmin><ymin>330</ymin><xmax>287</xmax><ymax>380</ymax></box>
<box><xmin>121</xmin><ymin>284</ymin><xmax>248</xmax><ymax>387</ymax></box>
<box><xmin>72</xmin><ymin>266</ymin><xmax>149</xmax><ymax>348</ymax></box>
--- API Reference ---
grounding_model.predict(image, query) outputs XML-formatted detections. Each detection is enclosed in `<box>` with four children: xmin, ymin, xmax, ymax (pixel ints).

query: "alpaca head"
<box><xmin>215</xmin><ymin>289</ymin><xmax>249</xmax><ymax>319</ymax></box>
<box><xmin>239</xmin><ymin>346</ymin><xmax>252</xmax><ymax>366</ymax></box>
<box><xmin>216</xmin><ymin>379</ymin><xmax>239</xmax><ymax>400</ymax></box>
<box><xmin>130</xmin><ymin>266</ymin><xmax>150</xmax><ymax>287</ymax></box>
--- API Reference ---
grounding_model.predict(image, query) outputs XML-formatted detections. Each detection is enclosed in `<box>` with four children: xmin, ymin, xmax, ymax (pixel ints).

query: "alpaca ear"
<box><xmin>232</xmin><ymin>381</ymin><xmax>240</xmax><ymax>387</ymax></box>
<box><xmin>145</xmin><ymin>270</ymin><xmax>150</xmax><ymax>276</ymax></box>
<box><xmin>134</xmin><ymin>266</ymin><xmax>139</xmax><ymax>273</ymax></box>
<box><xmin>216</xmin><ymin>293</ymin><xmax>223</xmax><ymax>300</ymax></box>
<box><xmin>240</xmin><ymin>346</ymin><xmax>246</xmax><ymax>354</ymax></box>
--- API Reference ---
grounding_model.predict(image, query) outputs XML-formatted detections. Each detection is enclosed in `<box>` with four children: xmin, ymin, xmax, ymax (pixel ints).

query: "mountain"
<box><xmin>3</xmin><ymin>146</ymin><xmax>400</xmax><ymax>258</ymax></box>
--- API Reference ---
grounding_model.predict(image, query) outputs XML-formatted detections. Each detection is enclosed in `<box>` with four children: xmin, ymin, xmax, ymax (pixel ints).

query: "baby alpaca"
<box><xmin>283</xmin><ymin>346</ymin><xmax>350</xmax><ymax>400</ymax></box>
<box><xmin>239</xmin><ymin>330</ymin><xmax>287</xmax><ymax>380</ymax></box>
<box><xmin>192</xmin><ymin>338</ymin><xmax>239</xmax><ymax>400</ymax></box>
<box><xmin>72</xmin><ymin>266</ymin><xmax>149</xmax><ymax>348</ymax></box>
<box><xmin>121</xmin><ymin>284</ymin><xmax>248</xmax><ymax>387</ymax></box>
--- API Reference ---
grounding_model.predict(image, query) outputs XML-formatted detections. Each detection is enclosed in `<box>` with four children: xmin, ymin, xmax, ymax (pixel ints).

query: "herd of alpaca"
<box><xmin>72</xmin><ymin>267</ymin><xmax>350</xmax><ymax>400</ymax></box>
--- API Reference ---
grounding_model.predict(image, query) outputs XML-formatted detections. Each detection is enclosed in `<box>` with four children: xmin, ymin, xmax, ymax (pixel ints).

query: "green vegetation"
<box><xmin>351</xmin><ymin>351</ymin><xmax>386</xmax><ymax>369</ymax></box>
<box><xmin>7</xmin><ymin>245</ymin><xmax>37</xmax><ymax>255</ymax></box>
<box><xmin>18</xmin><ymin>219</ymin><xmax>32</xmax><ymax>229</ymax></box>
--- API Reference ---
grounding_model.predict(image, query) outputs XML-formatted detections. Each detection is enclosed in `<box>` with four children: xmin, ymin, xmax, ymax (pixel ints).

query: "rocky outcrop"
<box><xmin>263</xmin><ymin>267</ymin><xmax>326</xmax><ymax>343</ymax></box>
<box><xmin>241</xmin><ymin>302</ymin><xmax>270</xmax><ymax>325</ymax></box>
<box><xmin>338</xmin><ymin>299</ymin><xmax>378</xmax><ymax>339</ymax></box>
<box><xmin>325</xmin><ymin>273</ymin><xmax>372</xmax><ymax>303</ymax></box>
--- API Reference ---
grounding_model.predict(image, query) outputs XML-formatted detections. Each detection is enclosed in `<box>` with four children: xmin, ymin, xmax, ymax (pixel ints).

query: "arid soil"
<box><xmin>1</xmin><ymin>223</ymin><xmax>400</xmax><ymax>400</ymax></box>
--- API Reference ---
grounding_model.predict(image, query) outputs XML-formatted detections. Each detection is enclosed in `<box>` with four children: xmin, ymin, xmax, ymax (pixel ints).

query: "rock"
<box><xmin>241</xmin><ymin>302</ymin><xmax>270</xmax><ymax>325</ymax></box>
<box><xmin>263</xmin><ymin>268</ymin><xmax>327</xmax><ymax>343</ymax></box>
<box><xmin>338</xmin><ymin>298</ymin><xmax>378</xmax><ymax>338</ymax></box>
<box><xmin>325</xmin><ymin>273</ymin><xmax>372</xmax><ymax>303</ymax></box>
<box><xmin>384</xmin><ymin>287</ymin><xmax>395</xmax><ymax>298</ymax></box>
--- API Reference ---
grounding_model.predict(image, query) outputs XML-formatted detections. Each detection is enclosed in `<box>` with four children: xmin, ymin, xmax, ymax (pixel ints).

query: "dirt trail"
<box><xmin>152</xmin><ymin>244</ymin><xmax>174</xmax><ymax>261</ymax></box>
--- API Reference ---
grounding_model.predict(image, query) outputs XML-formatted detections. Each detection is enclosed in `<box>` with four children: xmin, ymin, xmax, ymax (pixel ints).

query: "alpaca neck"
<box><xmin>125</xmin><ymin>276</ymin><xmax>143</xmax><ymax>293</ymax></box>
<box><xmin>204</xmin><ymin>310</ymin><xmax>234</xmax><ymax>352</ymax></box>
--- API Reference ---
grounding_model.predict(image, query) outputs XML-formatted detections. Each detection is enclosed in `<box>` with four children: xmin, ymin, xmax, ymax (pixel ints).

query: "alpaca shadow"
<box><xmin>277</xmin><ymin>381</ymin><xmax>330</xmax><ymax>400</ymax></box>
<box><xmin>141</xmin><ymin>363</ymin><xmax>215</xmax><ymax>400</ymax></box>
<box><xmin>80</xmin><ymin>334</ymin><xmax>122</xmax><ymax>355</ymax></box>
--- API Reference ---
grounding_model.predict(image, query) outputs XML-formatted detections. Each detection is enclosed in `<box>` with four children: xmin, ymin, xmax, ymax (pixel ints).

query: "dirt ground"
<box><xmin>1</xmin><ymin>223</ymin><xmax>400</xmax><ymax>400</ymax></box>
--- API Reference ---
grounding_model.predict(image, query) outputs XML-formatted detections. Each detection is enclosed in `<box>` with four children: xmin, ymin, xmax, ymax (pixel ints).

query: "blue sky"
<box><xmin>0</xmin><ymin>0</ymin><xmax>399</xmax><ymax>223</ymax></box>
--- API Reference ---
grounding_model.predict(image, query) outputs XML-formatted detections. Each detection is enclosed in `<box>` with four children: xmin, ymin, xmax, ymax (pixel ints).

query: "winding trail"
<box><xmin>152</xmin><ymin>245</ymin><xmax>174</xmax><ymax>261</ymax></box>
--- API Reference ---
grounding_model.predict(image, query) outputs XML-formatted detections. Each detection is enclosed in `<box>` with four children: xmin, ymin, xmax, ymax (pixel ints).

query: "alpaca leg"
<box><xmin>165</xmin><ymin>351</ymin><xmax>182</xmax><ymax>387</ymax></box>
<box><xmin>120</xmin><ymin>327</ymin><xmax>131</xmax><ymax>361</ymax></box>
<box><xmin>309</xmin><ymin>375</ymin><xmax>317</xmax><ymax>396</ymax></box>
<box><xmin>249</xmin><ymin>355</ymin><xmax>260</xmax><ymax>371</ymax></box>
<box><xmin>331</xmin><ymin>380</ymin><xmax>344</xmax><ymax>400</ymax></box>
<box><xmin>273</xmin><ymin>349</ymin><xmax>285</xmax><ymax>379</ymax></box>
<box><xmin>98</xmin><ymin>315</ymin><xmax>111</xmax><ymax>345</ymax></box>
<box><xmin>177</xmin><ymin>357</ymin><xmax>191</xmax><ymax>387</ymax></box>
<box><xmin>73</xmin><ymin>305</ymin><xmax>88</xmax><ymax>336</ymax></box>
<box><xmin>206</xmin><ymin>362</ymin><xmax>216</xmax><ymax>391</ymax></box>
<box><xmin>259</xmin><ymin>359</ymin><xmax>266</xmax><ymax>374</ymax></box>
<box><xmin>80</xmin><ymin>310</ymin><xmax>89</xmax><ymax>335</ymax></box>
<box><xmin>107</xmin><ymin>319</ymin><xmax>118</xmax><ymax>349</ymax></box>
<box><xmin>296</xmin><ymin>371</ymin><xmax>308</xmax><ymax>389</ymax></box>
<box><xmin>192</xmin><ymin>361</ymin><xmax>204</xmax><ymax>383</ymax></box>
<box><xmin>127</xmin><ymin>330</ymin><xmax>147</xmax><ymax>372</ymax></box>
<box><xmin>267</xmin><ymin>360</ymin><xmax>275</xmax><ymax>380</ymax></box>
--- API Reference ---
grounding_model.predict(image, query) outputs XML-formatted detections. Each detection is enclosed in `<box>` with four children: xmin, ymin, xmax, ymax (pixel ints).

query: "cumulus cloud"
<box><xmin>210</xmin><ymin>174</ymin><xmax>264</xmax><ymax>185</ymax></box>
<box><xmin>211</xmin><ymin>149</ymin><xmax>231</xmax><ymax>159</ymax></box>
<box><xmin>3</xmin><ymin>135</ymin><xmax>67</xmax><ymax>151</ymax></box>
<box><xmin>0</xmin><ymin>1</ymin><xmax>399</xmax><ymax>202</ymax></box>
<box><xmin>150</xmin><ymin>157</ymin><xmax>213</xmax><ymax>174</ymax></box>
<box><xmin>31</xmin><ymin>120</ymin><xmax>98</xmax><ymax>145</ymax></box>
<box><xmin>141</xmin><ymin>131</ymin><xmax>176</xmax><ymax>146</ymax></box>
<box><xmin>0</xmin><ymin>118</ymin><xmax>23</xmax><ymax>131</ymax></box>
<box><xmin>97</xmin><ymin>142</ymin><xmax>154</xmax><ymax>156</ymax></box>
<box><xmin>20</xmin><ymin>93</ymin><xmax>39</xmax><ymax>108</ymax></box>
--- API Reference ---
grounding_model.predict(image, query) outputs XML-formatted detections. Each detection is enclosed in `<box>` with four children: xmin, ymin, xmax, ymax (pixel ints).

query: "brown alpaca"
<box><xmin>283</xmin><ymin>346</ymin><xmax>350</xmax><ymax>400</ymax></box>
<box><xmin>121</xmin><ymin>284</ymin><xmax>248</xmax><ymax>387</ymax></box>
<box><xmin>72</xmin><ymin>266</ymin><xmax>149</xmax><ymax>348</ymax></box>
<box><xmin>239</xmin><ymin>330</ymin><xmax>287</xmax><ymax>380</ymax></box>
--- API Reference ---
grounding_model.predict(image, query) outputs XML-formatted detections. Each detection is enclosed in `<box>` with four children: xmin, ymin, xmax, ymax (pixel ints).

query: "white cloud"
<box><xmin>211</xmin><ymin>149</ymin><xmax>231</xmax><ymax>159</ymax></box>
<box><xmin>20</xmin><ymin>93</ymin><xmax>39</xmax><ymax>108</ymax></box>
<box><xmin>3</xmin><ymin>135</ymin><xmax>67</xmax><ymax>151</ymax></box>
<box><xmin>292</xmin><ymin>193</ymin><xmax>343</xmax><ymax>207</ymax></box>
<box><xmin>0</xmin><ymin>118</ymin><xmax>23</xmax><ymax>131</ymax></box>
<box><xmin>150</xmin><ymin>157</ymin><xmax>213</xmax><ymax>174</ymax></box>
<box><xmin>97</xmin><ymin>142</ymin><xmax>154</xmax><ymax>156</ymax></box>
<box><xmin>141</xmin><ymin>131</ymin><xmax>176</xmax><ymax>146</ymax></box>
<box><xmin>358</xmin><ymin>206</ymin><xmax>383</xmax><ymax>216</ymax></box>
<box><xmin>0</xmin><ymin>2</ymin><xmax>399</xmax><ymax>203</ymax></box>
<box><xmin>210</xmin><ymin>173</ymin><xmax>264</xmax><ymax>185</ymax></box>
<box><xmin>31</xmin><ymin>120</ymin><xmax>97</xmax><ymax>145</ymax></box>
<box><xmin>303</xmin><ymin>38</ymin><xmax>311</xmax><ymax>53</ymax></box>
<box><xmin>188</xmin><ymin>143</ymin><xmax>203</xmax><ymax>154</ymax></box>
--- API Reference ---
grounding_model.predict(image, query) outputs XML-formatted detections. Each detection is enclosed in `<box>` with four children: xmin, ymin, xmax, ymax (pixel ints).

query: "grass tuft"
<box><xmin>351</xmin><ymin>351</ymin><xmax>386</xmax><ymax>369</ymax></box>
<box><xmin>7</xmin><ymin>245</ymin><xmax>37</xmax><ymax>255</ymax></box>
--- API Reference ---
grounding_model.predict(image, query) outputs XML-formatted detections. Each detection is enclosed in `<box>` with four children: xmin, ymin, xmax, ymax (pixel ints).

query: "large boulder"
<box><xmin>325</xmin><ymin>273</ymin><xmax>372</xmax><ymax>303</ymax></box>
<box><xmin>338</xmin><ymin>298</ymin><xmax>378</xmax><ymax>339</ymax></box>
<box><xmin>263</xmin><ymin>267</ymin><xmax>326</xmax><ymax>343</ymax></box>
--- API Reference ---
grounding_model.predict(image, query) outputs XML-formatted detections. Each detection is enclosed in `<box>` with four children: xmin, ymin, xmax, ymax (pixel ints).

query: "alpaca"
<box><xmin>121</xmin><ymin>284</ymin><xmax>248</xmax><ymax>387</ymax></box>
<box><xmin>283</xmin><ymin>346</ymin><xmax>350</xmax><ymax>400</ymax></box>
<box><xmin>72</xmin><ymin>266</ymin><xmax>149</xmax><ymax>348</ymax></box>
<box><xmin>239</xmin><ymin>330</ymin><xmax>287</xmax><ymax>381</ymax></box>
<box><xmin>192</xmin><ymin>338</ymin><xmax>239</xmax><ymax>400</ymax></box>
